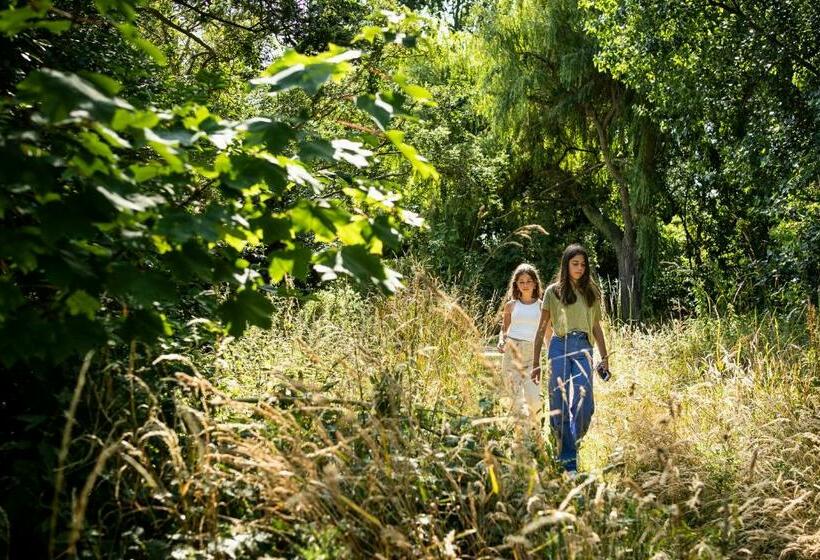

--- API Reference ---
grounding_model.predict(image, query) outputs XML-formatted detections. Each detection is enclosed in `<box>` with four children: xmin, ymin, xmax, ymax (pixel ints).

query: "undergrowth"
<box><xmin>48</xmin><ymin>271</ymin><xmax>820</xmax><ymax>559</ymax></box>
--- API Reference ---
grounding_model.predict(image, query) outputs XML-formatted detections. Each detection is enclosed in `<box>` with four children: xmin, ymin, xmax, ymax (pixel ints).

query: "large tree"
<box><xmin>583</xmin><ymin>0</ymin><xmax>820</xmax><ymax>307</ymax></box>
<box><xmin>475</xmin><ymin>0</ymin><xmax>663</xmax><ymax>320</ymax></box>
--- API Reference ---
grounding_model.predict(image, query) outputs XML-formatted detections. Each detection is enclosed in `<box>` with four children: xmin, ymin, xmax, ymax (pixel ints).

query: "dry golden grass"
<box><xmin>588</xmin><ymin>307</ymin><xmax>820</xmax><ymax>558</ymax></box>
<box><xmin>61</xmin><ymin>270</ymin><xmax>820</xmax><ymax>559</ymax></box>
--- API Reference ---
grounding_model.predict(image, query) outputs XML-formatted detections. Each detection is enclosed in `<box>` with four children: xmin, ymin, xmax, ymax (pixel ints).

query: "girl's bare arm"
<box><xmin>592</xmin><ymin>321</ymin><xmax>609</xmax><ymax>367</ymax></box>
<box><xmin>530</xmin><ymin>310</ymin><xmax>551</xmax><ymax>383</ymax></box>
<box><xmin>498</xmin><ymin>302</ymin><xmax>512</xmax><ymax>350</ymax></box>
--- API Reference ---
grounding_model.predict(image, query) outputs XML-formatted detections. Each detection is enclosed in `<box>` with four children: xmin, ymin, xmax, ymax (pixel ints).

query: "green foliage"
<box><xmin>582</xmin><ymin>0</ymin><xmax>820</xmax><ymax>307</ymax></box>
<box><xmin>0</xmin><ymin>4</ymin><xmax>439</xmax><ymax>367</ymax></box>
<box><xmin>468</xmin><ymin>0</ymin><xmax>665</xmax><ymax>320</ymax></box>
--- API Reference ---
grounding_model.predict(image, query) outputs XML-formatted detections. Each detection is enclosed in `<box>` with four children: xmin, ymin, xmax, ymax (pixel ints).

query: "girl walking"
<box><xmin>498</xmin><ymin>264</ymin><xmax>549</xmax><ymax>431</ymax></box>
<box><xmin>531</xmin><ymin>245</ymin><xmax>609</xmax><ymax>474</ymax></box>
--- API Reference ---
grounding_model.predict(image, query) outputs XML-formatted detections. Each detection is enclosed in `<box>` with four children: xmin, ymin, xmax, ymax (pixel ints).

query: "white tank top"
<box><xmin>506</xmin><ymin>299</ymin><xmax>542</xmax><ymax>342</ymax></box>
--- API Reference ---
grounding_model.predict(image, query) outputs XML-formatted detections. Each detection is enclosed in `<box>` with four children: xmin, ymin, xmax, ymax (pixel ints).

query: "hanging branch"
<box><xmin>170</xmin><ymin>0</ymin><xmax>262</xmax><ymax>32</ymax></box>
<box><xmin>141</xmin><ymin>7</ymin><xmax>216</xmax><ymax>65</ymax></box>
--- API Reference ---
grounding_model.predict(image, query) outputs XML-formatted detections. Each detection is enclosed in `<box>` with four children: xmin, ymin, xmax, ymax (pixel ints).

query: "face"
<box><xmin>516</xmin><ymin>273</ymin><xmax>535</xmax><ymax>295</ymax></box>
<box><xmin>568</xmin><ymin>255</ymin><xmax>586</xmax><ymax>282</ymax></box>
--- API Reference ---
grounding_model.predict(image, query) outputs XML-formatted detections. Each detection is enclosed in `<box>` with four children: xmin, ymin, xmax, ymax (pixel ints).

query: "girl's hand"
<box><xmin>497</xmin><ymin>340</ymin><xmax>505</xmax><ymax>353</ymax></box>
<box><xmin>530</xmin><ymin>366</ymin><xmax>541</xmax><ymax>385</ymax></box>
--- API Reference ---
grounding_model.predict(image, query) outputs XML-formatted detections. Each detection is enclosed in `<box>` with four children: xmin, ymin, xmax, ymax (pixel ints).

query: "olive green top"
<box><xmin>542</xmin><ymin>283</ymin><xmax>602</xmax><ymax>337</ymax></box>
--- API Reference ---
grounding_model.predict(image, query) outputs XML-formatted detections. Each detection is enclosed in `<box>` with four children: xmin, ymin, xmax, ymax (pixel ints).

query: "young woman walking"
<box><xmin>497</xmin><ymin>263</ymin><xmax>550</xmax><ymax>430</ymax></box>
<box><xmin>531</xmin><ymin>245</ymin><xmax>609</xmax><ymax>473</ymax></box>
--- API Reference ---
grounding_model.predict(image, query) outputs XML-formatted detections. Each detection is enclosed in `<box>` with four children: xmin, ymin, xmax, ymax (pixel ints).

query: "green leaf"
<box><xmin>369</xmin><ymin>214</ymin><xmax>402</xmax><ymax>249</ymax></box>
<box><xmin>314</xmin><ymin>245</ymin><xmax>402</xmax><ymax>293</ymax></box>
<box><xmin>32</xmin><ymin>19</ymin><xmax>71</xmax><ymax>33</ymax></box>
<box><xmin>298</xmin><ymin>139</ymin><xmax>335</xmax><ymax>162</ymax></box>
<box><xmin>251</xmin><ymin>45</ymin><xmax>360</xmax><ymax>95</ymax></box>
<box><xmin>354</xmin><ymin>25</ymin><xmax>383</xmax><ymax>44</ymax></box>
<box><xmin>0</xmin><ymin>3</ymin><xmax>70</xmax><ymax>36</ymax></box>
<box><xmin>393</xmin><ymin>71</ymin><xmax>435</xmax><ymax>105</ymax></box>
<box><xmin>0</xmin><ymin>309</ymin><xmax>50</xmax><ymax>364</ymax></box>
<box><xmin>51</xmin><ymin>316</ymin><xmax>108</xmax><ymax>361</ymax></box>
<box><xmin>117</xmin><ymin>23</ymin><xmax>167</xmax><ymax>66</ymax></box>
<box><xmin>332</xmin><ymin>140</ymin><xmax>373</xmax><ymax>168</ymax></box>
<box><xmin>17</xmin><ymin>69</ymin><xmax>134</xmax><ymax>123</ymax></box>
<box><xmin>356</xmin><ymin>93</ymin><xmax>394</xmax><ymax>131</ymax></box>
<box><xmin>283</xmin><ymin>159</ymin><xmax>322</xmax><ymax>190</ymax></box>
<box><xmin>0</xmin><ymin>281</ymin><xmax>25</xmax><ymax>320</ymax></box>
<box><xmin>94</xmin><ymin>123</ymin><xmax>131</xmax><ymax>148</ymax></box>
<box><xmin>97</xmin><ymin>186</ymin><xmax>166</xmax><ymax>213</ymax></box>
<box><xmin>94</xmin><ymin>0</ymin><xmax>138</xmax><ymax>20</ymax></box>
<box><xmin>156</xmin><ymin>209</ymin><xmax>208</xmax><ymax>244</ymax></box>
<box><xmin>78</xmin><ymin>72</ymin><xmax>123</xmax><ymax>95</ymax></box>
<box><xmin>218</xmin><ymin>289</ymin><xmax>274</xmax><ymax>337</ymax></box>
<box><xmin>399</xmin><ymin>209</ymin><xmax>425</xmax><ymax>227</ymax></box>
<box><xmin>268</xmin><ymin>246</ymin><xmax>311</xmax><ymax>282</ymax></box>
<box><xmin>37</xmin><ymin>194</ymin><xmax>100</xmax><ymax>243</ymax></box>
<box><xmin>385</xmin><ymin>130</ymin><xmax>439</xmax><ymax>181</ymax></box>
<box><xmin>129</xmin><ymin>163</ymin><xmax>165</xmax><ymax>183</ymax></box>
<box><xmin>111</xmin><ymin>108</ymin><xmax>160</xmax><ymax>131</ymax></box>
<box><xmin>299</xmin><ymin>138</ymin><xmax>373</xmax><ymax>168</ymax></box>
<box><xmin>384</xmin><ymin>32</ymin><xmax>417</xmax><ymax>47</ymax></box>
<box><xmin>254</xmin><ymin>215</ymin><xmax>294</xmax><ymax>242</ymax></box>
<box><xmin>120</xmin><ymin>309</ymin><xmax>173</xmax><ymax>342</ymax></box>
<box><xmin>164</xmin><ymin>241</ymin><xmax>214</xmax><ymax>281</ymax></box>
<box><xmin>107</xmin><ymin>263</ymin><xmax>177</xmax><ymax>307</ymax></box>
<box><xmin>0</xmin><ymin>230</ymin><xmax>43</xmax><ymax>272</ymax></box>
<box><xmin>240</xmin><ymin>118</ymin><xmax>295</xmax><ymax>152</ymax></box>
<box><xmin>222</xmin><ymin>154</ymin><xmax>287</xmax><ymax>193</ymax></box>
<box><xmin>289</xmin><ymin>200</ymin><xmax>352</xmax><ymax>242</ymax></box>
<box><xmin>0</xmin><ymin>6</ymin><xmax>44</xmax><ymax>36</ymax></box>
<box><xmin>78</xmin><ymin>131</ymin><xmax>117</xmax><ymax>162</ymax></box>
<box><xmin>66</xmin><ymin>290</ymin><xmax>100</xmax><ymax>320</ymax></box>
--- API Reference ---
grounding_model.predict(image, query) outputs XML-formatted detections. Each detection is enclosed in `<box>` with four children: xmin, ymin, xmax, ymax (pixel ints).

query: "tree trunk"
<box><xmin>615</xmin><ymin>234</ymin><xmax>641</xmax><ymax>322</ymax></box>
<box><xmin>578</xmin><ymin>198</ymin><xmax>640</xmax><ymax>321</ymax></box>
<box><xmin>587</xmin><ymin>103</ymin><xmax>644</xmax><ymax>322</ymax></box>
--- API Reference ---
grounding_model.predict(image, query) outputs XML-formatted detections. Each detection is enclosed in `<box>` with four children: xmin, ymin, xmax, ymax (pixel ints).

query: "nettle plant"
<box><xmin>0</xmin><ymin>1</ymin><xmax>438</xmax><ymax>364</ymax></box>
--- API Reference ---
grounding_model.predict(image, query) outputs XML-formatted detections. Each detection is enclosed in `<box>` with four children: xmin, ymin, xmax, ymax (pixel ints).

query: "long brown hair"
<box><xmin>505</xmin><ymin>263</ymin><xmax>543</xmax><ymax>302</ymax></box>
<box><xmin>552</xmin><ymin>244</ymin><xmax>600</xmax><ymax>307</ymax></box>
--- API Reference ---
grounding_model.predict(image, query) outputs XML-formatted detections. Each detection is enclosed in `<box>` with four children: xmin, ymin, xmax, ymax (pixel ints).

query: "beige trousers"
<box><xmin>501</xmin><ymin>338</ymin><xmax>542</xmax><ymax>429</ymax></box>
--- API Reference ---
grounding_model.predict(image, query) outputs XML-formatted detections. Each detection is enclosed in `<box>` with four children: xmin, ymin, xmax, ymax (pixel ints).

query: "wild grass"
<box><xmin>588</xmin><ymin>304</ymin><xmax>820</xmax><ymax>558</ymax></box>
<box><xmin>61</xmin><ymin>270</ymin><xmax>820</xmax><ymax>559</ymax></box>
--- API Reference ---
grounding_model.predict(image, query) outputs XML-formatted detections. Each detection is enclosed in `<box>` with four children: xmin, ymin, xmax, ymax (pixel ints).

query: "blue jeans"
<box><xmin>548</xmin><ymin>331</ymin><xmax>594</xmax><ymax>471</ymax></box>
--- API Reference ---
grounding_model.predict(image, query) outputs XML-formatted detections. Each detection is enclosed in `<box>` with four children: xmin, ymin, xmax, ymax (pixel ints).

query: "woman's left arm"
<box><xmin>592</xmin><ymin>321</ymin><xmax>608</xmax><ymax>368</ymax></box>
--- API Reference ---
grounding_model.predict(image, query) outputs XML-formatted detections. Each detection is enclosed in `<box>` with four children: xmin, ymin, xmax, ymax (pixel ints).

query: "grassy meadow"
<box><xmin>102</xmin><ymin>270</ymin><xmax>820</xmax><ymax>559</ymax></box>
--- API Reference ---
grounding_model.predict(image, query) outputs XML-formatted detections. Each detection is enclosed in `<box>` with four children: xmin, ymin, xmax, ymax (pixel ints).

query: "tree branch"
<box><xmin>587</xmin><ymin>103</ymin><xmax>636</xmax><ymax>237</ymax></box>
<box><xmin>170</xmin><ymin>0</ymin><xmax>261</xmax><ymax>32</ymax></box>
<box><xmin>141</xmin><ymin>7</ymin><xmax>216</xmax><ymax>62</ymax></box>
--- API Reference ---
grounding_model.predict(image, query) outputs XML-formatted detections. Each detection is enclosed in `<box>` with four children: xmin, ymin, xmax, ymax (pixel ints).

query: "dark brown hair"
<box><xmin>552</xmin><ymin>244</ymin><xmax>600</xmax><ymax>307</ymax></box>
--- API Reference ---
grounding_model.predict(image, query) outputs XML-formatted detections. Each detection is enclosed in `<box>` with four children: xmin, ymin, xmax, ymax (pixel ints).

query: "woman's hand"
<box><xmin>497</xmin><ymin>339</ymin><xmax>506</xmax><ymax>353</ymax></box>
<box><xmin>530</xmin><ymin>366</ymin><xmax>541</xmax><ymax>385</ymax></box>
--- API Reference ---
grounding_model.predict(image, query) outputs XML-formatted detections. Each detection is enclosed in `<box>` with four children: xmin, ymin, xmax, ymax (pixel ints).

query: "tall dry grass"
<box><xmin>58</xmin><ymin>270</ymin><xmax>820</xmax><ymax>559</ymax></box>
<box><xmin>588</xmin><ymin>304</ymin><xmax>820</xmax><ymax>558</ymax></box>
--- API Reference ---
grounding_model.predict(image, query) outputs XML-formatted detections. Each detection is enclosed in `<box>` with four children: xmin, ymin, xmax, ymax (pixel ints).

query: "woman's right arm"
<box><xmin>498</xmin><ymin>302</ymin><xmax>512</xmax><ymax>351</ymax></box>
<box><xmin>530</xmin><ymin>309</ymin><xmax>551</xmax><ymax>383</ymax></box>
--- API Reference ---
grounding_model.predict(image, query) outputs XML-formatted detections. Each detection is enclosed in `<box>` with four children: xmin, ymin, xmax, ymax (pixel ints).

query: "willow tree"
<box><xmin>474</xmin><ymin>0</ymin><xmax>661</xmax><ymax>320</ymax></box>
<box><xmin>585</xmin><ymin>0</ymin><xmax>820</xmax><ymax>308</ymax></box>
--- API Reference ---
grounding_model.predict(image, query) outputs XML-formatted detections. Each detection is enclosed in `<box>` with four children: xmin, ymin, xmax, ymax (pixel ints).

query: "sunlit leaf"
<box><xmin>314</xmin><ymin>245</ymin><xmax>403</xmax><ymax>293</ymax></box>
<box><xmin>385</xmin><ymin>130</ymin><xmax>439</xmax><ymax>181</ymax></box>
<box><xmin>251</xmin><ymin>45</ymin><xmax>360</xmax><ymax>95</ymax></box>
<box><xmin>65</xmin><ymin>290</ymin><xmax>100</xmax><ymax>320</ymax></box>
<box><xmin>17</xmin><ymin>69</ymin><xmax>134</xmax><ymax>123</ymax></box>
<box><xmin>268</xmin><ymin>246</ymin><xmax>311</xmax><ymax>282</ymax></box>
